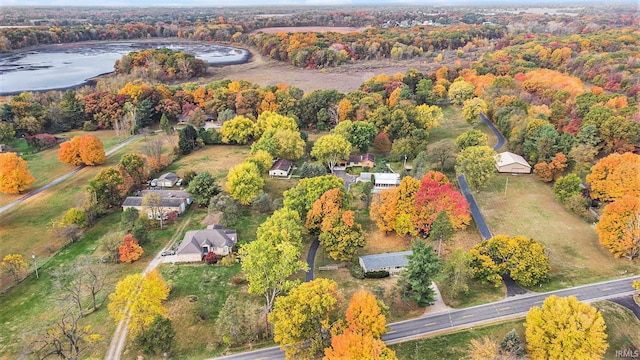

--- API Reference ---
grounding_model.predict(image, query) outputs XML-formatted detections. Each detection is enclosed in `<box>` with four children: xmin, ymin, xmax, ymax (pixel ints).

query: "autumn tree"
<box><xmin>185</xmin><ymin>171</ymin><xmax>221</xmax><ymax>206</ymax></box>
<box><xmin>283</xmin><ymin>175</ymin><xmax>345</xmax><ymax>218</ymax></box>
<box><xmin>221</xmin><ymin>115</ymin><xmax>255</xmax><ymax>144</ymax></box>
<box><xmin>373</xmin><ymin>132</ymin><xmax>392</xmax><ymax>153</ymax></box>
<box><xmin>142</xmin><ymin>192</ymin><xmax>165</xmax><ymax>228</ymax></box>
<box><xmin>462</xmin><ymin>98</ymin><xmax>488</xmax><ymax>125</ymax></box>
<box><xmin>119</xmin><ymin>153</ymin><xmax>145</xmax><ymax>185</ymax></box>
<box><xmin>58</xmin><ymin>135</ymin><xmax>106</xmax><ymax>166</ymax></box>
<box><xmin>369</xmin><ymin>188</ymin><xmax>398</xmax><ymax>234</ymax></box>
<box><xmin>305</xmin><ymin>188</ymin><xmax>345</xmax><ymax>234</ymax></box>
<box><xmin>586</xmin><ymin>152</ymin><xmax>640</xmax><ymax>202</ymax></box>
<box><xmin>255</xmin><ymin>111</ymin><xmax>298</xmax><ymax>137</ymax></box>
<box><xmin>553</xmin><ymin>173</ymin><xmax>582</xmax><ymax>203</ymax></box>
<box><xmin>455</xmin><ymin>129</ymin><xmax>488</xmax><ymax>151</ymax></box>
<box><xmin>0</xmin><ymin>152</ymin><xmax>35</xmax><ymax>194</ymax></box>
<box><xmin>1</xmin><ymin>253</ymin><xmax>27</xmax><ymax>284</ymax></box>
<box><xmin>400</xmin><ymin>240</ymin><xmax>440</xmax><ymax>306</ymax></box>
<box><xmin>311</xmin><ymin>134</ymin><xmax>352</xmax><ymax>170</ymax></box>
<box><xmin>108</xmin><ymin>270</ymin><xmax>170</xmax><ymax>338</ymax></box>
<box><xmin>455</xmin><ymin>145</ymin><xmax>496</xmax><ymax>191</ymax></box>
<box><xmin>269</xmin><ymin>278</ymin><xmax>342</xmax><ymax>360</ymax></box>
<box><xmin>525</xmin><ymin>296</ymin><xmax>608</xmax><ymax>360</ymax></box>
<box><xmin>319</xmin><ymin>210</ymin><xmax>367</xmax><ymax>261</ymax></box>
<box><xmin>324</xmin><ymin>290</ymin><xmax>396</xmax><ymax>360</ymax></box>
<box><xmin>414</xmin><ymin>172</ymin><xmax>471</xmax><ymax>237</ymax></box>
<box><xmin>596</xmin><ymin>195</ymin><xmax>640</xmax><ymax>260</ymax></box>
<box><xmin>247</xmin><ymin>150</ymin><xmax>274</xmax><ymax>174</ymax></box>
<box><xmin>470</xmin><ymin>235</ymin><xmax>550</xmax><ymax>287</ymax></box>
<box><xmin>226</xmin><ymin>162</ymin><xmax>264</xmax><ymax>205</ymax></box>
<box><xmin>119</xmin><ymin>234</ymin><xmax>144</xmax><ymax>263</ymax></box>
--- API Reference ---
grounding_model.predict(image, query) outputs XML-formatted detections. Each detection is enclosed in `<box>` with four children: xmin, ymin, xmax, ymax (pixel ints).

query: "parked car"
<box><xmin>150</xmin><ymin>179</ymin><xmax>158</xmax><ymax>187</ymax></box>
<box><xmin>161</xmin><ymin>250</ymin><xmax>176</xmax><ymax>256</ymax></box>
<box><xmin>176</xmin><ymin>179</ymin><xmax>183</xmax><ymax>186</ymax></box>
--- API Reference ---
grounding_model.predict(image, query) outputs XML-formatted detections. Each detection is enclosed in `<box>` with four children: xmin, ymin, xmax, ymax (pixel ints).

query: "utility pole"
<box><xmin>32</xmin><ymin>252</ymin><xmax>38</xmax><ymax>279</ymax></box>
<box><xmin>504</xmin><ymin>176</ymin><xmax>509</xmax><ymax>196</ymax></box>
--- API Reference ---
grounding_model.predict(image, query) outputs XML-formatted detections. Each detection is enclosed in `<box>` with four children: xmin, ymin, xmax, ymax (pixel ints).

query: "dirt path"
<box><xmin>105</xmin><ymin>215</ymin><xmax>191</xmax><ymax>360</ymax></box>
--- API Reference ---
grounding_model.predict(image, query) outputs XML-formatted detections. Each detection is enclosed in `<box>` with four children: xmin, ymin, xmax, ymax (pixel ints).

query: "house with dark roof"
<box><xmin>359</xmin><ymin>251</ymin><xmax>412</xmax><ymax>275</ymax></box>
<box><xmin>170</xmin><ymin>225</ymin><xmax>237</xmax><ymax>262</ymax></box>
<box><xmin>121</xmin><ymin>189</ymin><xmax>192</xmax><ymax>218</ymax></box>
<box><xmin>346</xmin><ymin>153</ymin><xmax>375</xmax><ymax>168</ymax></box>
<box><xmin>269</xmin><ymin>159</ymin><xmax>293</xmax><ymax>178</ymax></box>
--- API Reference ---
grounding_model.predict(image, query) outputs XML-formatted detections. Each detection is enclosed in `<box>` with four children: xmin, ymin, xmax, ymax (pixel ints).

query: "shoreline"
<box><xmin>0</xmin><ymin>38</ymin><xmax>252</xmax><ymax>96</ymax></box>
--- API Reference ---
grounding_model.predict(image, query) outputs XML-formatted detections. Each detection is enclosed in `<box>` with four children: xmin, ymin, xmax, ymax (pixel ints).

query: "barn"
<box><xmin>494</xmin><ymin>152</ymin><xmax>531</xmax><ymax>174</ymax></box>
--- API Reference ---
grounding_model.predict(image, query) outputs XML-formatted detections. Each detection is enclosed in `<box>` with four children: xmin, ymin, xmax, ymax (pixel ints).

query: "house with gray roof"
<box><xmin>122</xmin><ymin>189</ymin><xmax>192</xmax><ymax>219</ymax></box>
<box><xmin>156</xmin><ymin>172</ymin><xmax>180</xmax><ymax>187</ymax></box>
<box><xmin>170</xmin><ymin>225</ymin><xmax>237</xmax><ymax>262</ymax></box>
<box><xmin>359</xmin><ymin>251</ymin><xmax>412</xmax><ymax>275</ymax></box>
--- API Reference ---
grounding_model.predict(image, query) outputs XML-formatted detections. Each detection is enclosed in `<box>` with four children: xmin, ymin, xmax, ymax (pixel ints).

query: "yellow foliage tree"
<box><xmin>525</xmin><ymin>295</ymin><xmax>607</xmax><ymax>360</ymax></box>
<box><xmin>0</xmin><ymin>152</ymin><xmax>35</xmax><ymax>194</ymax></box>
<box><xmin>596</xmin><ymin>195</ymin><xmax>640</xmax><ymax>259</ymax></box>
<box><xmin>107</xmin><ymin>270</ymin><xmax>170</xmax><ymax>338</ymax></box>
<box><xmin>1</xmin><ymin>253</ymin><xmax>27</xmax><ymax>284</ymax></box>
<box><xmin>586</xmin><ymin>152</ymin><xmax>640</xmax><ymax>202</ymax></box>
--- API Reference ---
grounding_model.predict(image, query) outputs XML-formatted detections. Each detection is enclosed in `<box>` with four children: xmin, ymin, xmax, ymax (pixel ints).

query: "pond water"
<box><xmin>0</xmin><ymin>41</ymin><xmax>249</xmax><ymax>95</ymax></box>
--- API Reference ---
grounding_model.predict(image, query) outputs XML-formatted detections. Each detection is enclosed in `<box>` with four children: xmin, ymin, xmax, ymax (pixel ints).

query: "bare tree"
<box><xmin>142</xmin><ymin>192</ymin><xmax>165</xmax><ymax>229</ymax></box>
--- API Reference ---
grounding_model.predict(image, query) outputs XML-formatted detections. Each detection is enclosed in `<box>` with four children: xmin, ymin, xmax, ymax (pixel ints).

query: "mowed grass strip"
<box><xmin>474</xmin><ymin>174</ymin><xmax>637</xmax><ymax>291</ymax></box>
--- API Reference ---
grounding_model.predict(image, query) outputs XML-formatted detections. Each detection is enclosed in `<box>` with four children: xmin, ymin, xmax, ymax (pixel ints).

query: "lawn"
<box><xmin>390</xmin><ymin>300</ymin><xmax>640</xmax><ymax>360</ymax></box>
<box><xmin>164</xmin><ymin>144</ymin><xmax>251</xmax><ymax>185</ymax></box>
<box><xmin>474</xmin><ymin>174</ymin><xmax>638</xmax><ymax>291</ymax></box>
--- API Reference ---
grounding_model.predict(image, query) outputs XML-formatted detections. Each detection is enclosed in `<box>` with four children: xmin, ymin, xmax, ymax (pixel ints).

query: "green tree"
<box><xmin>159</xmin><ymin>113</ymin><xmax>173</xmax><ymax>134</ymax></box>
<box><xmin>401</xmin><ymin>240</ymin><xmax>440</xmax><ymax>306</ymax></box>
<box><xmin>439</xmin><ymin>248</ymin><xmax>473</xmax><ymax>299</ymax></box>
<box><xmin>311</xmin><ymin>134</ymin><xmax>352</xmax><ymax>170</ymax></box>
<box><xmin>455</xmin><ymin>145</ymin><xmax>496</xmax><ymax>191</ymax></box>
<box><xmin>429</xmin><ymin>211</ymin><xmax>454</xmax><ymax>256</ymax></box>
<box><xmin>88</xmin><ymin>167</ymin><xmax>124</xmax><ymax>210</ymax></box>
<box><xmin>525</xmin><ymin>296</ymin><xmax>608</xmax><ymax>360</ymax></box>
<box><xmin>553</xmin><ymin>173</ymin><xmax>582</xmax><ymax>203</ymax></box>
<box><xmin>215</xmin><ymin>294</ymin><xmax>266</xmax><ymax>347</ymax></box>
<box><xmin>178</xmin><ymin>124</ymin><xmax>199</xmax><ymax>155</ymax></box>
<box><xmin>332</xmin><ymin>120</ymin><xmax>377</xmax><ymax>153</ymax></box>
<box><xmin>186</xmin><ymin>171</ymin><xmax>221</xmax><ymax>206</ymax></box>
<box><xmin>428</xmin><ymin>139</ymin><xmax>457</xmax><ymax>171</ymax></box>
<box><xmin>319</xmin><ymin>211</ymin><xmax>366</xmax><ymax>261</ymax></box>
<box><xmin>255</xmin><ymin>111</ymin><xmax>298</xmax><ymax>137</ymax></box>
<box><xmin>119</xmin><ymin>153</ymin><xmax>145</xmax><ymax>184</ymax></box>
<box><xmin>470</xmin><ymin>235</ymin><xmax>550</xmax><ymax>287</ymax></box>
<box><xmin>134</xmin><ymin>315</ymin><xmax>176</xmax><ymax>355</ymax></box>
<box><xmin>221</xmin><ymin>115</ymin><xmax>255</xmax><ymax>144</ymax></box>
<box><xmin>461</xmin><ymin>98</ymin><xmax>488</xmax><ymax>125</ymax></box>
<box><xmin>269</xmin><ymin>279</ymin><xmax>342</xmax><ymax>359</ymax></box>
<box><xmin>226</xmin><ymin>162</ymin><xmax>264</xmax><ymax>205</ymax></box>
<box><xmin>274</xmin><ymin>129</ymin><xmax>306</xmax><ymax>160</ymax></box>
<box><xmin>59</xmin><ymin>90</ymin><xmax>85</xmax><ymax>131</ymax></box>
<box><xmin>448</xmin><ymin>79</ymin><xmax>475</xmax><ymax>105</ymax></box>
<box><xmin>455</xmin><ymin>129</ymin><xmax>488</xmax><ymax>151</ymax></box>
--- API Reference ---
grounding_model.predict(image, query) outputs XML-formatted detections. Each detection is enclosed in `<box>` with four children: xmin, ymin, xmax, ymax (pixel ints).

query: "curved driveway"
<box><xmin>479</xmin><ymin>112</ymin><xmax>505</xmax><ymax>151</ymax></box>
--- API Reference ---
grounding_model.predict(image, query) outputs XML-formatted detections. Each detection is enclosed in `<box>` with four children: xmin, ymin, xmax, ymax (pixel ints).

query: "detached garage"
<box><xmin>495</xmin><ymin>152</ymin><xmax>531</xmax><ymax>174</ymax></box>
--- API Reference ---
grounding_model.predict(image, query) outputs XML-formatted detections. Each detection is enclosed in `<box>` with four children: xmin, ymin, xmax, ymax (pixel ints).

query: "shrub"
<box><xmin>364</xmin><ymin>270</ymin><xmax>390</xmax><ymax>278</ymax></box>
<box><xmin>565</xmin><ymin>193</ymin><xmax>596</xmax><ymax>222</ymax></box>
<box><xmin>349</xmin><ymin>264</ymin><xmax>365</xmax><ymax>279</ymax></box>
<box><xmin>220</xmin><ymin>254</ymin><xmax>236</xmax><ymax>267</ymax></box>
<box><xmin>204</xmin><ymin>252</ymin><xmax>217</xmax><ymax>264</ymax></box>
<box><xmin>83</xmin><ymin>121</ymin><xmax>98</xmax><ymax>131</ymax></box>
<box><xmin>231</xmin><ymin>275</ymin><xmax>246</xmax><ymax>285</ymax></box>
<box><xmin>251</xmin><ymin>192</ymin><xmax>272</xmax><ymax>213</ymax></box>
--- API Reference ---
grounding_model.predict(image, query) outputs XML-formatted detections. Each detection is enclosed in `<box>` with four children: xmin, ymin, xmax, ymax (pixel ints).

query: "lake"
<box><xmin>0</xmin><ymin>41</ymin><xmax>250</xmax><ymax>95</ymax></box>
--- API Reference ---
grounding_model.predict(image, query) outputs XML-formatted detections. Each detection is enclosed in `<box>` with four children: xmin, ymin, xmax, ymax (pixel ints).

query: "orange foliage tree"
<box><xmin>586</xmin><ymin>152</ymin><xmax>640</xmax><ymax>202</ymax></box>
<box><xmin>324</xmin><ymin>290</ymin><xmax>396</xmax><ymax>360</ymax></box>
<box><xmin>0</xmin><ymin>152</ymin><xmax>35</xmax><ymax>194</ymax></box>
<box><xmin>306</xmin><ymin>188</ymin><xmax>345</xmax><ymax>234</ymax></box>
<box><xmin>369</xmin><ymin>188</ymin><xmax>398</xmax><ymax>234</ymax></box>
<box><xmin>119</xmin><ymin>234</ymin><xmax>144</xmax><ymax>263</ymax></box>
<box><xmin>58</xmin><ymin>135</ymin><xmax>106</xmax><ymax>166</ymax></box>
<box><xmin>596</xmin><ymin>195</ymin><xmax>640</xmax><ymax>260</ymax></box>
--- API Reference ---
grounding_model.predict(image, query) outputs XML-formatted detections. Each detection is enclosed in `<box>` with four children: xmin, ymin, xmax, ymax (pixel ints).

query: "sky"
<box><xmin>0</xmin><ymin>0</ymin><xmax>618</xmax><ymax>6</ymax></box>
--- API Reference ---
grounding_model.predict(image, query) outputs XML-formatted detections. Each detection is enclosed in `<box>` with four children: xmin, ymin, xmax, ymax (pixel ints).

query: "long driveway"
<box><xmin>0</xmin><ymin>135</ymin><xmax>141</xmax><ymax>215</ymax></box>
<box><xmin>210</xmin><ymin>275</ymin><xmax>640</xmax><ymax>360</ymax></box>
<box><xmin>457</xmin><ymin>174</ymin><xmax>492</xmax><ymax>240</ymax></box>
<box><xmin>480</xmin><ymin>112</ymin><xmax>505</xmax><ymax>152</ymax></box>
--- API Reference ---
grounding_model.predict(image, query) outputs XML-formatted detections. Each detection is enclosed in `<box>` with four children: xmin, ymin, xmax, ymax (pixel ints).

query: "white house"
<box><xmin>269</xmin><ymin>159</ymin><xmax>293</xmax><ymax>178</ymax></box>
<box><xmin>156</xmin><ymin>172</ymin><xmax>180</xmax><ymax>187</ymax></box>
<box><xmin>170</xmin><ymin>225</ymin><xmax>237</xmax><ymax>262</ymax></box>
<box><xmin>359</xmin><ymin>172</ymin><xmax>402</xmax><ymax>190</ymax></box>
<box><xmin>359</xmin><ymin>251</ymin><xmax>412</xmax><ymax>275</ymax></box>
<box><xmin>495</xmin><ymin>152</ymin><xmax>532</xmax><ymax>174</ymax></box>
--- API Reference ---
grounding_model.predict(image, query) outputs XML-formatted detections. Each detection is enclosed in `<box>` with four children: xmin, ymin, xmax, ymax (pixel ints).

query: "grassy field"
<box><xmin>164</xmin><ymin>144</ymin><xmax>251</xmax><ymax>186</ymax></box>
<box><xmin>0</xmin><ymin>211</ymin><xmax>176</xmax><ymax>359</ymax></box>
<box><xmin>474</xmin><ymin>174</ymin><xmax>638</xmax><ymax>291</ymax></box>
<box><xmin>390</xmin><ymin>300</ymin><xmax>640</xmax><ymax>360</ymax></box>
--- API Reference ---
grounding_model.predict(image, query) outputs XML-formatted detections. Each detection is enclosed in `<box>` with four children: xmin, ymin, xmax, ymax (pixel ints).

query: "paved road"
<box><xmin>479</xmin><ymin>112</ymin><xmax>505</xmax><ymax>151</ymax></box>
<box><xmin>0</xmin><ymin>135</ymin><xmax>141</xmax><ymax>215</ymax></box>
<box><xmin>210</xmin><ymin>275</ymin><xmax>640</xmax><ymax>360</ymax></box>
<box><xmin>305</xmin><ymin>238</ymin><xmax>319</xmax><ymax>282</ymax></box>
<box><xmin>609</xmin><ymin>295</ymin><xmax>640</xmax><ymax>319</ymax></box>
<box><xmin>457</xmin><ymin>174</ymin><xmax>492</xmax><ymax>240</ymax></box>
<box><xmin>332</xmin><ymin>168</ymin><xmax>357</xmax><ymax>191</ymax></box>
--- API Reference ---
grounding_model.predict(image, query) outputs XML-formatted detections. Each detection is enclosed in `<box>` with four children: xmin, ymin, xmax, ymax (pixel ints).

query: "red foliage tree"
<box><xmin>373</xmin><ymin>132</ymin><xmax>392</xmax><ymax>153</ymax></box>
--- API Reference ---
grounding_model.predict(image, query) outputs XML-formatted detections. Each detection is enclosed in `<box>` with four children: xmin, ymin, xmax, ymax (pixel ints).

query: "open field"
<box><xmin>390</xmin><ymin>300</ymin><xmax>640</xmax><ymax>360</ymax></box>
<box><xmin>475</xmin><ymin>174</ymin><xmax>638</xmax><ymax>291</ymax></box>
<box><xmin>164</xmin><ymin>144</ymin><xmax>251</xmax><ymax>186</ymax></box>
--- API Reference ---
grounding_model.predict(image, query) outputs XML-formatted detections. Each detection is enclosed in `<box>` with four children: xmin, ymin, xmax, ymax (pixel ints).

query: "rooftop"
<box><xmin>495</xmin><ymin>151</ymin><xmax>531</xmax><ymax>168</ymax></box>
<box><xmin>359</xmin><ymin>251</ymin><xmax>412</xmax><ymax>272</ymax></box>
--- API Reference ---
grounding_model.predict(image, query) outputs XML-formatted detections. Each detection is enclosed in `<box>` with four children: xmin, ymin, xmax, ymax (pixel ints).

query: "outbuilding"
<box><xmin>269</xmin><ymin>159</ymin><xmax>293</xmax><ymax>178</ymax></box>
<box><xmin>494</xmin><ymin>152</ymin><xmax>531</xmax><ymax>174</ymax></box>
